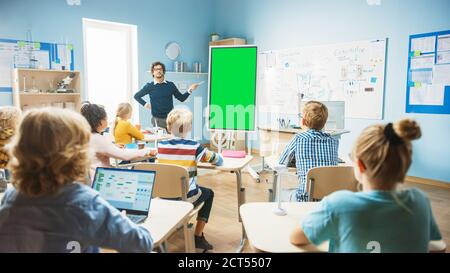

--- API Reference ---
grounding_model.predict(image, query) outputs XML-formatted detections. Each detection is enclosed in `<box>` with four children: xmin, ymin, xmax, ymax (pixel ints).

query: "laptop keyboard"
<box><xmin>127</xmin><ymin>214</ymin><xmax>146</xmax><ymax>224</ymax></box>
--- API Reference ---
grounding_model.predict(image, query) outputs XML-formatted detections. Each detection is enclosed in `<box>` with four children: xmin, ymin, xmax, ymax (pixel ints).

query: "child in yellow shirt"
<box><xmin>113</xmin><ymin>103</ymin><xmax>144</xmax><ymax>145</ymax></box>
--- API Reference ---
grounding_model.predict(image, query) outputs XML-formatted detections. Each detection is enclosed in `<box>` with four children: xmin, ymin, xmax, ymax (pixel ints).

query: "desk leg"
<box><xmin>235</xmin><ymin>170</ymin><xmax>247</xmax><ymax>252</ymax></box>
<box><xmin>245</xmin><ymin>156</ymin><xmax>269</xmax><ymax>183</ymax></box>
<box><xmin>183</xmin><ymin>223</ymin><xmax>195</xmax><ymax>253</ymax></box>
<box><xmin>269</xmin><ymin>170</ymin><xmax>278</xmax><ymax>202</ymax></box>
<box><xmin>236</xmin><ymin>223</ymin><xmax>247</xmax><ymax>253</ymax></box>
<box><xmin>235</xmin><ymin>170</ymin><xmax>246</xmax><ymax>222</ymax></box>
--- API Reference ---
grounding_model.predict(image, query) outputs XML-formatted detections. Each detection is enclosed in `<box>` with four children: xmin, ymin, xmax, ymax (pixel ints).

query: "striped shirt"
<box><xmin>157</xmin><ymin>138</ymin><xmax>223</xmax><ymax>200</ymax></box>
<box><xmin>279</xmin><ymin>129</ymin><xmax>339</xmax><ymax>201</ymax></box>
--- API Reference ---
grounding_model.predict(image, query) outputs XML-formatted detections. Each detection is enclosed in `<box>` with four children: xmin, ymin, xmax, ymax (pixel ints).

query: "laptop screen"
<box><xmin>92</xmin><ymin>167</ymin><xmax>155</xmax><ymax>214</ymax></box>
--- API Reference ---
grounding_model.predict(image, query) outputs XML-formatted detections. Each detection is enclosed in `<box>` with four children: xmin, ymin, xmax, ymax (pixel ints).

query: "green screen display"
<box><xmin>209</xmin><ymin>46</ymin><xmax>257</xmax><ymax>131</ymax></box>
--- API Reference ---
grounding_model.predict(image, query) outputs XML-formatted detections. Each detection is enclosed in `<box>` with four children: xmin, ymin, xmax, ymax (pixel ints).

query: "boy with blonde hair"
<box><xmin>157</xmin><ymin>108</ymin><xmax>223</xmax><ymax>251</ymax></box>
<box><xmin>279</xmin><ymin>101</ymin><xmax>339</xmax><ymax>201</ymax></box>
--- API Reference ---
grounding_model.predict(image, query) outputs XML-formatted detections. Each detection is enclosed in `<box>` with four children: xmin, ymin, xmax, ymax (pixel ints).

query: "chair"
<box><xmin>306</xmin><ymin>166</ymin><xmax>359</xmax><ymax>201</ymax></box>
<box><xmin>132</xmin><ymin>163</ymin><xmax>203</xmax><ymax>253</ymax></box>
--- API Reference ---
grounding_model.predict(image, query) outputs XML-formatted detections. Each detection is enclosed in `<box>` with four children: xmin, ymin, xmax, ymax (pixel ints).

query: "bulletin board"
<box><xmin>406</xmin><ymin>30</ymin><xmax>450</xmax><ymax>114</ymax></box>
<box><xmin>0</xmin><ymin>38</ymin><xmax>74</xmax><ymax>93</ymax></box>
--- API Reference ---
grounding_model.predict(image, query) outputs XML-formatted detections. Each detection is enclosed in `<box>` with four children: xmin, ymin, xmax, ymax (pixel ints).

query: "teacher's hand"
<box><xmin>144</xmin><ymin>102</ymin><xmax>151</xmax><ymax>110</ymax></box>
<box><xmin>189</xmin><ymin>83</ymin><xmax>199</xmax><ymax>92</ymax></box>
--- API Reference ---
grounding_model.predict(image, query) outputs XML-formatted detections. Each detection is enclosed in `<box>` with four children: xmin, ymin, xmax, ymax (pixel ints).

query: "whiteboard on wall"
<box><xmin>257</xmin><ymin>39</ymin><xmax>387</xmax><ymax>119</ymax></box>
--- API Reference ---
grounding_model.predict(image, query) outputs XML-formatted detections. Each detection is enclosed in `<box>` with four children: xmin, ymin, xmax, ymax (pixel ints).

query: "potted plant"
<box><xmin>210</xmin><ymin>32</ymin><xmax>220</xmax><ymax>42</ymax></box>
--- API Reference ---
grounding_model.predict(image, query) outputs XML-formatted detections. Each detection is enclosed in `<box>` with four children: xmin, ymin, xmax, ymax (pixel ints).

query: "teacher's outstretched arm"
<box><xmin>134</xmin><ymin>83</ymin><xmax>151</xmax><ymax>109</ymax></box>
<box><xmin>172</xmin><ymin>82</ymin><xmax>199</xmax><ymax>102</ymax></box>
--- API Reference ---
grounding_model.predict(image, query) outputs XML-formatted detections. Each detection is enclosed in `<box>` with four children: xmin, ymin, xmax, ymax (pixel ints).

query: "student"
<box><xmin>113</xmin><ymin>102</ymin><xmax>144</xmax><ymax>145</ymax></box>
<box><xmin>0</xmin><ymin>108</ymin><xmax>153</xmax><ymax>252</ymax></box>
<box><xmin>278</xmin><ymin>101</ymin><xmax>339</xmax><ymax>201</ymax></box>
<box><xmin>0</xmin><ymin>106</ymin><xmax>21</xmax><ymax>181</ymax></box>
<box><xmin>80</xmin><ymin>102</ymin><xmax>156</xmax><ymax>180</ymax></box>
<box><xmin>157</xmin><ymin>108</ymin><xmax>223</xmax><ymax>251</ymax></box>
<box><xmin>290</xmin><ymin>119</ymin><xmax>443</xmax><ymax>253</ymax></box>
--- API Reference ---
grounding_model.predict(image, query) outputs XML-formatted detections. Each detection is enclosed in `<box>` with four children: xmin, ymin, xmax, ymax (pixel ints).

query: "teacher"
<box><xmin>134</xmin><ymin>61</ymin><xmax>199</xmax><ymax>130</ymax></box>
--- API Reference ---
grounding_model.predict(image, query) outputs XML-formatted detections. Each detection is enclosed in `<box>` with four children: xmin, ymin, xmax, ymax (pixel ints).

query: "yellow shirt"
<box><xmin>113</xmin><ymin>118</ymin><xmax>144</xmax><ymax>145</ymax></box>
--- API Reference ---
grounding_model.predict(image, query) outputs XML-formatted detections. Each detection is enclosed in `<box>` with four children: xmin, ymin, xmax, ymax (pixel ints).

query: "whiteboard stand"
<box><xmin>217</xmin><ymin>130</ymin><xmax>223</xmax><ymax>154</ymax></box>
<box><xmin>244</xmin><ymin>130</ymin><xmax>268</xmax><ymax>183</ymax></box>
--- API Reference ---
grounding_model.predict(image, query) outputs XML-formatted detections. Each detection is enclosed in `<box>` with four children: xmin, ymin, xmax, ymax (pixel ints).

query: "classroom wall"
<box><xmin>213</xmin><ymin>0</ymin><xmax>450</xmax><ymax>183</ymax></box>
<box><xmin>1</xmin><ymin>0</ymin><xmax>449</xmax><ymax>182</ymax></box>
<box><xmin>0</xmin><ymin>0</ymin><xmax>214</xmax><ymax>140</ymax></box>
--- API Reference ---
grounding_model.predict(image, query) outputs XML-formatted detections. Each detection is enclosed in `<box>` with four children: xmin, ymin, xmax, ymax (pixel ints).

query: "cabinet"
<box><xmin>12</xmin><ymin>69</ymin><xmax>82</xmax><ymax>112</ymax></box>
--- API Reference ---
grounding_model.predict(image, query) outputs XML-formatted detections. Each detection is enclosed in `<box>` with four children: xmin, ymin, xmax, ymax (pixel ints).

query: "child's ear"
<box><xmin>357</xmin><ymin>159</ymin><xmax>366</xmax><ymax>173</ymax></box>
<box><xmin>301</xmin><ymin>118</ymin><xmax>307</xmax><ymax>127</ymax></box>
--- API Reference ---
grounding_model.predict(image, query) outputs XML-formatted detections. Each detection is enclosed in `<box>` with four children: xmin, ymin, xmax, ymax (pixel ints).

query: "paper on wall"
<box><xmin>437</xmin><ymin>51</ymin><xmax>450</xmax><ymax>65</ymax></box>
<box><xmin>410</xmin><ymin>54</ymin><xmax>435</xmax><ymax>69</ymax></box>
<box><xmin>432</xmin><ymin>65</ymin><xmax>450</xmax><ymax>85</ymax></box>
<box><xmin>411</xmin><ymin>70</ymin><xmax>433</xmax><ymax>84</ymax></box>
<box><xmin>0</xmin><ymin>48</ymin><xmax>15</xmax><ymax>87</ymax></box>
<box><xmin>31</xmin><ymin>50</ymin><xmax>50</xmax><ymax>69</ymax></box>
<box><xmin>409</xmin><ymin>84</ymin><xmax>445</xmax><ymax>106</ymax></box>
<box><xmin>437</xmin><ymin>34</ymin><xmax>450</xmax><ymax>52</ymax></box>
<box><xmin>411</xmin><ymin>36</ymin><xmax>436</xmax><ymax>53</ymax></box>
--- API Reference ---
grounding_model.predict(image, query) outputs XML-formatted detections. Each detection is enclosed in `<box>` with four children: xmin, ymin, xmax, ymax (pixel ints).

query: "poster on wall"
<box><xmin>0</xmin><ymin>38</ymin><xmax>74</xmax><ymax>93</ymax></box>
<box><xmin>406</xmin><ymin>30</ymin><xmax>450</xmax><ymax>114</ymax></box>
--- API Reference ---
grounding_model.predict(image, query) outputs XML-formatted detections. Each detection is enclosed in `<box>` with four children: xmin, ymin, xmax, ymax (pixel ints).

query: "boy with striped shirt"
<box><xmin>279</xmin><ymin>101</ymin><xmax>339</xmax><ymax>202</ymax></box>
<box><xmin>157</xmin><ymin>108</ymin><xmax>223</xmax><ymax>251</ymax></box>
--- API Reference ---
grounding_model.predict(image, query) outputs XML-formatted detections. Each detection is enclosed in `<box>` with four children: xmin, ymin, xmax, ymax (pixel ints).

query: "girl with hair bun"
<box><xmin>290</xmin><ymin>119</ymin><xmax>443</xmax><ymax>253</ymax></box>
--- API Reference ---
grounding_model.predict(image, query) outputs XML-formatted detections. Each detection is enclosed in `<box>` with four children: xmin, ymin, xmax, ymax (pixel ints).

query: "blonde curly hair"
<box><xmin>8</xmin><ymin>107</ymin><xmax>91</xmax><ymax>197</ymax></box>
<box><xmin>166</xmin><ymin>108</ymin><xmax>193</xmax><ymax>137</ymax></box>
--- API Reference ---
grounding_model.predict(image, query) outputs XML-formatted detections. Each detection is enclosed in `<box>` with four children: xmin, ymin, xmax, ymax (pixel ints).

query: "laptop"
<box><xmin>92</xmin><ymin>167</ymin><xmax>156</xmax><ymax>224</ymax></box>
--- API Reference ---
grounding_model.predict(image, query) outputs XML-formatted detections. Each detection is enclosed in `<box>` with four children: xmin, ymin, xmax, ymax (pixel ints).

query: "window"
<box><xmin>82</xmin><ymin>18</ymin><xmax>138</xmax><ymax>123</ymax></box>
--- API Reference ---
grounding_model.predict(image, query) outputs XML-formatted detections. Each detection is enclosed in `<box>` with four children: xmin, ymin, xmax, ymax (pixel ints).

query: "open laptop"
<box><xmin>92</xmin><ymin>167</ymin><xmax>156</xmax><ymax>224</ymax></box>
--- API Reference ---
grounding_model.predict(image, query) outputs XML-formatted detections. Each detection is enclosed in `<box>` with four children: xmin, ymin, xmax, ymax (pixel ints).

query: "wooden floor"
<box><xmin>164</xmin><ymin>157</ymin><xmax>450</xmax><ymax>253</ymax></box>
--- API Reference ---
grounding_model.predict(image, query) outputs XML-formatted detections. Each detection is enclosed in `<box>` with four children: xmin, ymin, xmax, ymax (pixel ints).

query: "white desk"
<box><xmin>141</xmin><ymin>133</ymin><xmax>172</xmax><ymax>143</ymax></box>
<box><xmin>241</xmin><ymin>202</ymin><xmax>447</xmax><ymax>253</ymax></box>
<box><xmin>141</xmin><ymin>198</ymin><xmax>194</xmax><ymax>252</ymax></box>
<box><xmin>240</xmin><ymin>202</ymin><xmax>328</xmax><ymax>253</ymax></box>
<box><xmin>198</xmin><ymin>155</ymin><xmax>254</xmax><ymax>252</ymax></box>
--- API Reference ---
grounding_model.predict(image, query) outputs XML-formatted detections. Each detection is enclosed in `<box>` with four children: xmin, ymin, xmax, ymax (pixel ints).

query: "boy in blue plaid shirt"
<box><xmin>278</xmin><ymin>101</ymin><xmax>339</xmax><ymax>201</ymax></box>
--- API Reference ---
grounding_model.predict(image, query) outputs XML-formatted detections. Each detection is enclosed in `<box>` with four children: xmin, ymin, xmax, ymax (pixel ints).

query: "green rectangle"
<box><xmin>209</xmin><ymin>46</ymin><xmax>257</xmax><ymax>131</ymax></box>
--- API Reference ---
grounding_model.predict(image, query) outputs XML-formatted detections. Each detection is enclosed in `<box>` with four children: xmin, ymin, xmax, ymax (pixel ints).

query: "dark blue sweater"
<box><xmin>134</xmin><ymin>81</ymin><xmax>190</xmax><ymax>118</ymax></box>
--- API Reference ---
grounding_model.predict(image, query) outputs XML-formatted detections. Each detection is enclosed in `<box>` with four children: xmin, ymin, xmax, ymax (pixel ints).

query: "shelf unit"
<box><xmin>209</xmin><ymin>38</ymin><xmax>246</xmax><ymax>46</ymax></box>
<box><xmin>12</xmin><ymin>68</ymin><xmax>82</xmax><ymax>112</ymax></box>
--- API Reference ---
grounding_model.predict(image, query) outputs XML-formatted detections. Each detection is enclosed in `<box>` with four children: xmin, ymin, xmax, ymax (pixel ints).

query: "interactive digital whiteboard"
<box><xmin>208</xmin><ymin>46</ymin><xmax>257</xmax><ymax>131</ymax></box>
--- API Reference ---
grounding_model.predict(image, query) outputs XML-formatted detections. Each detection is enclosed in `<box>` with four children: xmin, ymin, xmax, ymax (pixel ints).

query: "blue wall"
<box><xmin>214</xmin><ymin>0</ymin><xmax>450</xmax><ymax>182</ymax></box>
<box><xmin>0</xmin><ymin>0</ymin><xmax>214</xmax><ymax>133</ymax></box>
<box><xmin>1</xmin><ymin>0</ymin><xmax>449</xmax><ymax>182</ymax></box>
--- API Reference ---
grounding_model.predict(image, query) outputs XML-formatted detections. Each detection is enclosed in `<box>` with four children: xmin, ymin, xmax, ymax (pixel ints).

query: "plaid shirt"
<box><xmin>279</xmin><ymin>129</ymin><xmax>339</xmax><ymax>201</ymax></box>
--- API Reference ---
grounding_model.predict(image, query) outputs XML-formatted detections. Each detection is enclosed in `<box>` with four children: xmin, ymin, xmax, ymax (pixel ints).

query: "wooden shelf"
<box><xmin>12</xmin><ymin>68</ymin><xmax>82</xmax><ymax>111</ymax></box>
<box><xmin>146</xmin><ymin>71</ymin><xmax>207</xmax><ymax>75</ymax></box>
<box><xmin>13</xmin><ymin>68</ymin><xmax>80</xmax><ymax>73</ymax></box>
<box><xmin>18</xmin><ymin>92</ymin><xmax>80</xmax><ymax>96</ymax></box>
<box><xmin>165</xmin><ymin>72</ymin><xmax>208</xmax><ymax>75</ymax></box>
<box><xmin>209</xmin><ymin>38</ymin><xmax>246</xmax><ymax>46</ymax></box>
